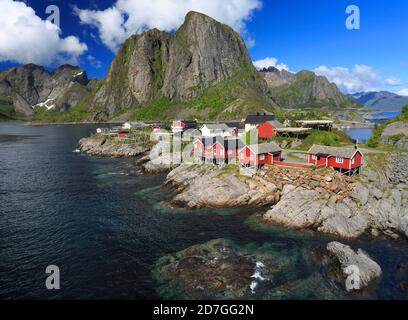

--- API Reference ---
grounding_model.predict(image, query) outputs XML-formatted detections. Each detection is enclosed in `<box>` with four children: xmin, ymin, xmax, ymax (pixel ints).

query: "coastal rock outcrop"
<box><xmin>263</xmin><ymin>154</ymin><xmax>408</xmax><ymax>239</ymax></box>
<box><xmin>324</xmin><ymin>242</ymin><xmax>382</xmax><ymax>291</ymax></box>
<box><xmin>79</xmin><ymin>135</ymin><xmax>149</xmax><ymax>158</ymax></box>
<box><xmin>263</xmin><ymin>185</ymin><xmax>368</xmax><ymax>239</ymax></box>
<box><xmin>141</xmin><ymin>141</ymin><xmax>179</xmax><ymax>173</ymax></box>
<box><xmin>164</xmin><ymin>163</ymin><xmax>279</xmax><ymax>208</ymax></box>
<box><xmin>165</xmin><ymin>152</ymin><xmax>408</xmax><ymax>240</ymax></box>
<box><xmin>381</xmin><ymin>121</ymin><xmax>408</xmax><ymax>150</ymax></box>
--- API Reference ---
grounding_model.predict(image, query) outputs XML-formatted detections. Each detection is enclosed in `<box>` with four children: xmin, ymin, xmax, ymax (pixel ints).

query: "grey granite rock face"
<box><xmin>90</xmin><ymin>11</ymin><xmax>267</xmax><ymax>120</ymax></box>
<box><xmin>165</xmin><ymin>164</ymin><xmax>278</xmax><ymax>208</ymax></box>
<box><xmin>164</xmin><ymin>153</ymin><xmax>407</xmax><ymax>240</ymax></box>
<box><xmin>78</xmin><ymin>136</ymin><xmax>149</xmax><ymax>158</ymax></box>
<box><xmin>0</xmin><ymin>64</ymin><xmax>93</xmax><ymax>116</ymax></box>
<box><xmin>141</xmin><ymin>141</ymin><xmax>178</xmax><ymax>173</ymax></box>
<box><xmin>326</xmin><ymin>242</ymin><xmax>382</xmax><ymax>290</ymax></box>
<box><xmin>260</xmin><ymin>67</ymin><xmax>358</xmax><ymax>109</ymax></box>
<box><xmin>381</xmin><ymin>121</ymin><xmax>408</xmax><ymax>150</ymax></box>
<box><xmin>263</xmin><ymin>179</ymin><xmax>408</xmax><ymax>239</ymax></box>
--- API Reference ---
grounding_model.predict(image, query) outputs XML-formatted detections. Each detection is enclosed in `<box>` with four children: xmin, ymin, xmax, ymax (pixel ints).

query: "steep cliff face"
<box><xmin>0</xmin><ymin>64</ymin><xmax>92</xmax><ymax>118</ymax></box>
<box><xmin>261</xmin><ymin>67</ymin><xmax>359</xmax><ymax>109</ymax></box>
<box><xmin>91</xmin><ymin>11</ymin><xmax>271</xmax><ymax>120</ymax></box>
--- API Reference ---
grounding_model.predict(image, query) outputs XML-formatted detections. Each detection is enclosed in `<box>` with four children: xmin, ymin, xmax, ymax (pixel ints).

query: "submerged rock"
<box><xmin>153</xmin><ymin>239</ymin><xmax>304</xmax><ymax>300</ymax></box>
<box><xmin>324</xmin><ymin>242</ymin><xmax>382</xmax><ymax>291</ymax></box>
<box><xmin>153</xmin><ymin>239</ymin><xmax>352</xmax><ymax>300</ymax></box>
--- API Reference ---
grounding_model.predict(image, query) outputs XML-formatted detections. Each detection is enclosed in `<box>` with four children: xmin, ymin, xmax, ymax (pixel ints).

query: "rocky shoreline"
<box><xmin>164</xmin><ymin>153</ymin><xmax>408</xmax><ymax>240</ymax></box>
<box><xmin>153</xmin><ymin>239</ymin><xmax>383</xmax><ymax>299</ymax></box>
<box><xmin>78</xmin><ymin>134</ymin><xmax>408</xmax><ymax>241</ymax></box>
<box><xmin>78</xmin><ymin>135</ymin><xmax>150</xmax><ymax>158</ymax></box>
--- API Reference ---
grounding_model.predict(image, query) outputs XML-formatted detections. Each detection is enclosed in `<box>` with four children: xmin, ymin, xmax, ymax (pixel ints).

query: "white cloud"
<box><xmin>245</xmin><ymin>37</ymin><xmax>256</xmax><ymax>49</ymax></box>
<box><xmin>86</xmin><ymin>55</ymin><xmax>103</xmax><ymax>69</ymax></box>
<box><xmin>384</xmin><ymin>77</ymin><xmax>402</xmax><ymax>86</ymax></box>
<box><xmin>0</xmin><ymin>0</ymin><xmax>87</xmax><ymax>66</ymax></box>
<box><xmin>398</xmin><ymin>88</ymin><xmax>408</xmax><ymax>96</ymax></box>
<box><xmin>75</xmin><ymin>0</ymin><xmax>262</xmax><ymax>52</ymax></box>
<box><xmin>253</xmin><ymin>57</ymin><xmax>289</xmax><ymax>71</ymax></box>
<box><xmin>314</xmin><ymin>64</ymin><xmax>385</xmax><ymax>93</ymax></box>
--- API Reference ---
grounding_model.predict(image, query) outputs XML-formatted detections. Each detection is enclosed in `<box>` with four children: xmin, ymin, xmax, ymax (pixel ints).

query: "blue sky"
<box><xmin>1</xmin><ymin>0</ymin><xmax>407</xmax><ymax>95</ymax></box>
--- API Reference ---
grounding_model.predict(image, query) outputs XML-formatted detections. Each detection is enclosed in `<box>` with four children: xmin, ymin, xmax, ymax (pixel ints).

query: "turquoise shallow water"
<box><xmin>0</xmin><ymin>122</ymin><xmax>407</xmax><ymax>299</ymax></box>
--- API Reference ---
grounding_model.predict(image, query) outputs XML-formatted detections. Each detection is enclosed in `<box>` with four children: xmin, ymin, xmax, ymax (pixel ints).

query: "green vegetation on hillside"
<box><xmin>0</xmin><ymin>95</ymin><xmax>25</xmax><ymax>120</ymax></box>
<box><xmin>366</xmin><ymin>124</ymin><xmax>386</xmax><ymax>148</ymax></box>
<box><xmin>32</xmin><ymin>103</ymin><xmax>90</xmax><ymax>123</ymax></box>
<box><xmin>269</xmin><ymin>71</ymin><xmax>356</xmax><ymax>109</ymax></box>
<box><xmin>128</xmin><ymin>63</ymin><xmax>274</xmax><ymax>121</ymax></box>
<box><xmin>366</xmin><ymin>105</ymin><xmax>408</xmax><ymax>148</ymax></box>
<box><xmin>283</xmin><ymin>109</ymin><xmax>331</xmax><ymax>122</ymax></box>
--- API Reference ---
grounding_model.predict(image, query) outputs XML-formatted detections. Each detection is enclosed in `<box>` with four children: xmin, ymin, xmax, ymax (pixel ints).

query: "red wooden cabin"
<box><xmin>117</xmin><ymin>132</ymin><xmax>128</xmax><ymax>139</ymax></box>
<box><xmin>238</xmin><ymin>142</ymin><xmax>282</xmax><ymax>166</ymax></box>
<box><xmin>193</xmin><ymin>137</ymin><xmax>244</xmax><ymax>164</ymax></box>
<box><xmin>258</xmin><ymin>120</ymin><xmax>284</xmax><ymax>139</ymax></box>
<box><xmin>308</xmin><ymin>145</ymin><xmax>363</xmax><ymax>174</ymax></box>
<box><xmin>171</xmin><ymin>120</ymin><xmax>197</xmax><ymax>133</ymax></box>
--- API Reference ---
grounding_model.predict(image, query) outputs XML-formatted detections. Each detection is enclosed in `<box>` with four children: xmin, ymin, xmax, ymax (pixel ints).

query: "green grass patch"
<box><xmin>32</xmin><ymin>103</ymin><xmax>90</xmax><ymax>123</ymax></box>
<box><xmin>287</xmin><ymin>152</ymin><xmax>307</xmax><ymax>161</ymax></box>
<box><xmin>128</xmin><ymin>62</ymin><xmax>275</xmax><ymax>121</ymax></box>
<box><xmin>0</xmin><ymin>96</ymin><xmax>26</xmax><ymax>120</ymax></box>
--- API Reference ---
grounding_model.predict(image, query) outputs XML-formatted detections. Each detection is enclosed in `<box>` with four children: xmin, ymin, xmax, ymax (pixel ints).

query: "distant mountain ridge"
<box><xmin>0</xmin><ymin>64</ymin><xmax>96</xmax><ymax>119</ymax></box>
<box><xmin>348</xmin><ymin>91</ymin><xmax>408</xmax><ymax>111</ymax></box>
<box><xmin>1</xmin><ymin>12</ymin><xmax>367</xmax><ymax>122</ymax></box>
<box><xmin>260</xmin><ymin>67</ymin><xmax>359</xmax><ymax>109</ymax></box>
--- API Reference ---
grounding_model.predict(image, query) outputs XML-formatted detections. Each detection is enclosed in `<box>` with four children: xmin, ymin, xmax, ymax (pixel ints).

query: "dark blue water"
<box><xmin>1</xmin><ymin>122</ymin><xmax>408</xmax><ymax>300</ymax></box>
<box><xmin>370</xmin><ymin>112</ymin><xmax>402</xmax><ymax>123</ymax></box>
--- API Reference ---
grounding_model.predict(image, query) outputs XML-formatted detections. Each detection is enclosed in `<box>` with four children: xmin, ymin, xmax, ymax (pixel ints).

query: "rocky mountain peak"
<box><xmin>91</xmin><ymin>10</ymin><xmax>267</xmax><ymax>120</ymax></box>
<box><xmin>260</xmin><ymin>67</ymin><xmax>359</xmax><ymax>109</ymax></box>
<box><xmin>0</xmin><ymin>64</ymin><xmax>92</xmax><ymax>117</ymax></box>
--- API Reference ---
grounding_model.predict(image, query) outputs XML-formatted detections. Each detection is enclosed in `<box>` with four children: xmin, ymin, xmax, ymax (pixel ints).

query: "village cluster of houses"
<box><xmin>164</xmin><ymin>114</ymin><xmax>362</xmax><ymax>175</ymax></box>
<box><xmin>97</xmin><ymin>113</ymin><xmax>362</xmax><ymax>175</ymax></box>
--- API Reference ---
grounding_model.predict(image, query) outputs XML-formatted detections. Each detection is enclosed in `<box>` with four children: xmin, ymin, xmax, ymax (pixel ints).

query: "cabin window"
<box><xmin>312</xmin><ymin>155</ymin><xmax>317</xmax><ymax>160</ymax></box>
<box><xmin>352</xmin><ymin>158</ymin><xmax>355</xmax><ymax>165</ymax></box>
<box><xmin>240</xmin><ymin>153</ymin><xmax>245</xmax><ymax>159</ymax></box>
<box><xmin>220</xmin><ymin>150</ymin><xmax>224</xmax><ymax>156</ymax></box>
<box><xmin>259</xmin><ymin>154</ymin><xmax>265</xmax><ymax>160</ymax></box>
<box><xmin>336</xmin><ymin>157</ymin><xmax>344</xmax><ymax>164</ymax></box>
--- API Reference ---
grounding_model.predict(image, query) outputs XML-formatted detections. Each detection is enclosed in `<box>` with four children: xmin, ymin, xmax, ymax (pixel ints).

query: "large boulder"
<box><xmin>325</xmin><ymin>242</ymin><xmax>382</xmax><ymax>291</ymax></box>
<box><xmin>381</xmin><ymin>121</ymin><xmax>408</xmax><ymax>149</ymax></box>
<box><xmin>263</xmin><ymin>186</ymin><xmax>369</xmax><ymax>239</ymax></box>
